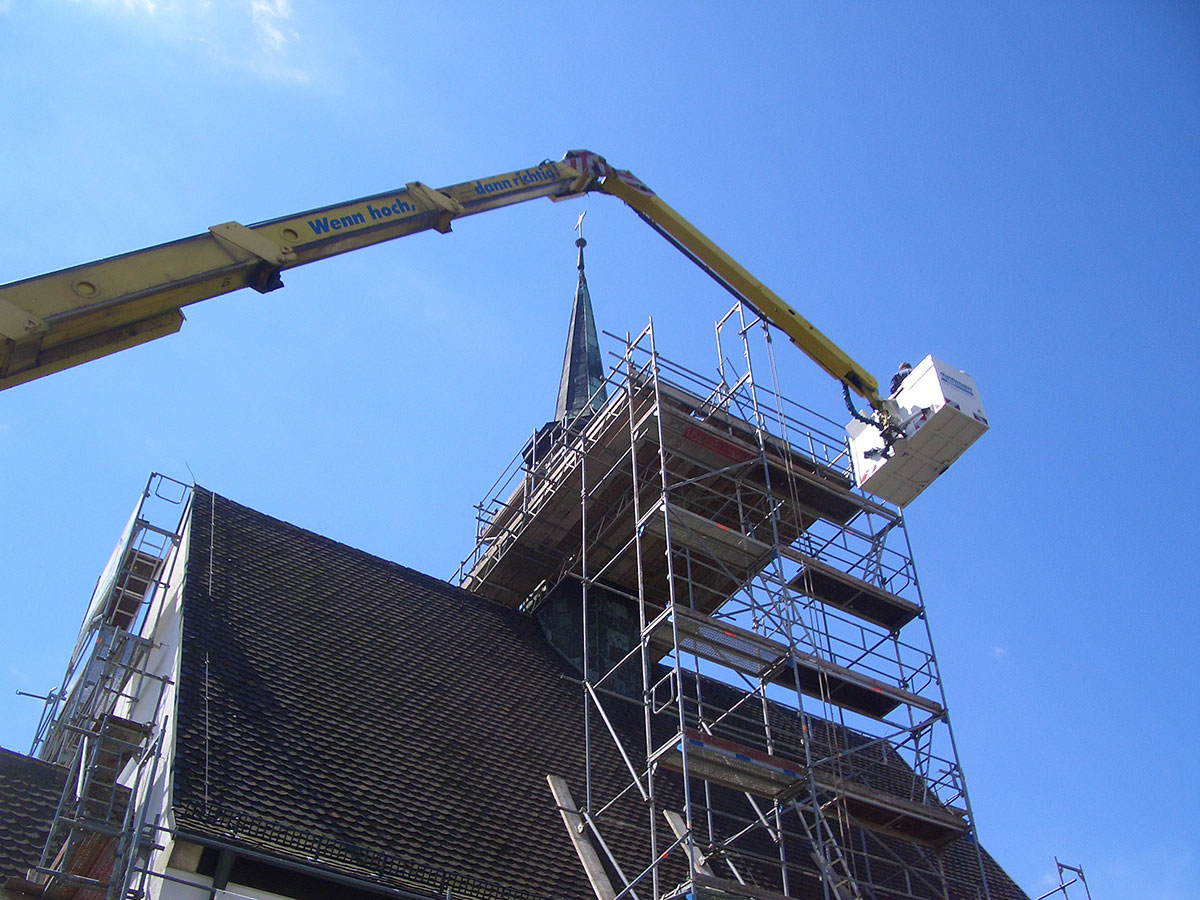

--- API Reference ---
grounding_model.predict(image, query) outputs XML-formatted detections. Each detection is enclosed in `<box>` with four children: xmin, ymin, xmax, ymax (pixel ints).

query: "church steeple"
<box><xmin>554</xmin><ymin>228</ymin><xmax>607</xmax><ymax>424</ymax></box>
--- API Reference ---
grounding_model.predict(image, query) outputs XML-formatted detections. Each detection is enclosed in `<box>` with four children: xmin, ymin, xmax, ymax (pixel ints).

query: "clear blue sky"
<box><xmin>1</xmin><ymin>3</ymin><xmax>1197</xmax><ymax>898</ymax></box>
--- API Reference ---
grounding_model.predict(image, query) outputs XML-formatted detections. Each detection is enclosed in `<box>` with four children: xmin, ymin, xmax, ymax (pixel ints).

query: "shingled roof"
<box><xmin>175</xmin><ymin>488</ymin><xmax>637</xmax><ymax>900</ymax></box>
<box><xmin>173</xmin><ymin>488</ymin><xmax>1028</xmax><ymax>900</ymax></box>
<box><xmin>0</xmin><ymin>749</ymin><xmax>66</xmax><ymax>889</ymax></box>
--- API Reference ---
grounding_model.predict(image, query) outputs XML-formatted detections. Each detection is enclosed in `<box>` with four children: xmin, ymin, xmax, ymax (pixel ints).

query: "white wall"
<box><xmin>157</xmin><ymin>868</ymin><xmax>300</xmax><ymax>900</ymax></box>
<box><xmin>116</xmin><ymin>506</ymin><xmax>193</xmax><ymax>900</ymax></box>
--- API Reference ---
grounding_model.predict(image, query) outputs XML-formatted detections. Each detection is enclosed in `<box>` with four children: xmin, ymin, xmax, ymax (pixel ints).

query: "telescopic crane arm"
<box><xmin>0</xmin><ymin>150</ymin><xmax>882</xmax><ymax>410</ymax></box>
<box><xmin>573</xmin><ymin>154</ymin><xmax>881</xmax><ymax>406</ymax></box>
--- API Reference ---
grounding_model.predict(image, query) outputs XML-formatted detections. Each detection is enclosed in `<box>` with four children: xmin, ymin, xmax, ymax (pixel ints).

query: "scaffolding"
<box><xmin>25</xmin><ymin>474</ymin><xmax>192</xmax><ymax>900</ymax></box>
<box><xmin>458</xmin><ymin>306</ymin><xmax>992</xmax><ymax>900</ymax></box>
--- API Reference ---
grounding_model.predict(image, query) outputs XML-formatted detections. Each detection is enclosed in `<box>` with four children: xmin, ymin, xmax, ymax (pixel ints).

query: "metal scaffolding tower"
<box><xmin>27</xmin><ymin>474</ymin><xmax>191</xmax><ymax>900</ymax></box>
<box><xmin>459</xmin><ymin>305</ymin><xmax>991</xmax><ymax>900</ymax></box>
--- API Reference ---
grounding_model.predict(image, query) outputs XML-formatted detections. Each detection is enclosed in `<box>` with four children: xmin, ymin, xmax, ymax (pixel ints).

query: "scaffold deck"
<box><xmin>463</xmin><ymin>376</ymin><xmax>856</xmax><ymax>611</ymax></box>
<box><xmin>657</xmin><ymin>729</ymin><xmax>966</xmax><ymax>849</ymax></box>
<box><xmin>785</xmin><ymin>552</ymin><xmax>920</xmax><ymax>631</ymax></box>
<box><xmin>648</xmin><ymin>607</ymin><xmax>942</xmax><ymax>720</ymax></box>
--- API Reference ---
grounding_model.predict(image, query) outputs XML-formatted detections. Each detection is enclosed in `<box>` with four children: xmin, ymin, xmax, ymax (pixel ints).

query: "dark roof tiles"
<box><xmin>175</xmin><ymin>489</ymin><xmax>615</xmax><ymax>900</ymax></box>
<box><xmin>0</xmin><ymin>748</ymin><xmax>66</xmax><ymax>880</ymax></box>
<box><xmin>173</xmin><ymin>488</ymin><xmax>1028</xmax><ymax>900</ymax></box>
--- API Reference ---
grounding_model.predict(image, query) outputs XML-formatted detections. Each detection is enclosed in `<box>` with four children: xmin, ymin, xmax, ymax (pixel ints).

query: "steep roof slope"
<box><xmin>172</xmin><ymin>488</ymin><xmax>1027</xmax><ymax>900</ymax></box>
<box><xmin>174</xmin><ymin>488</ymin><xmax>632</xmax><ymax>900</ymax></box>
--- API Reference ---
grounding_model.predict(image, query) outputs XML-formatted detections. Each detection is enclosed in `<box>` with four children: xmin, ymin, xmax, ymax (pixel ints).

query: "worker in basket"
<box><xmin>890</xmin><ymin>361</ymin><xmax>913</xmax><ymax>396</ymax></box>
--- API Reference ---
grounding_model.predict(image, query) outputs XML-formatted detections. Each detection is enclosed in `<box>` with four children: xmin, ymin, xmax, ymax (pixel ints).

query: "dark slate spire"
<box><xmin>554</xmin><ymin>235</ymin><xmax>607</xmax><ymax>423</ymax></box>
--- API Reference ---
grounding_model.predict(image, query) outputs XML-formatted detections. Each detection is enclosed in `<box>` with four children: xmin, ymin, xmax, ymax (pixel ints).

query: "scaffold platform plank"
<box><xmin>642</xmin><ymin>503</ymin><xmax>775</xmax><ymax>577</ymax></box>
<box><xmin>656</xmin><ymin>728</ymin><xmax>802</xmax><ymax>799</ymax></box>
<box><xmin>648</xmin><ymin>608</ymin><xmax>942</xmax><ymax>720</ymax></box>
<box><xmin>784</xmin><ymin>551</ymin><xmax>920</xmax><ymax>631</ymax></box>
<box><xmin>658</xmin><ymin>730</ymin><xmax>967</xmax><ymax>849</ymax></box>
<box><xmin>93</xmin><ymin>715</ymin><xmax>151</xmax><ymax>774</ymax></box>
<box><xmin>464</xmin><ymin>374</ymin><xmax>869</xmax><ymax>613</ymax></box>
<box><xmin>811</xmin><ymin>771</ymin><xmax>968</xmax><ymax>849</ymax></box>
<box><xmin>109</xmin><ymin>547</ymin><xmax>164</xmax><ymax>630</ymax></box>
<box><xmin>648</xmin><ymin>607</ymin><xmax>788</xmax><ymax>681</ymax></box>
<box><xmin>785</xmin><ymin>649</ymin><xmax>942</xmax><ymax>719</ymax></box>
<box><xmin>649</xmin><ymin>382</ymin><xmax>862</xmax><ymax>526</ymax></box>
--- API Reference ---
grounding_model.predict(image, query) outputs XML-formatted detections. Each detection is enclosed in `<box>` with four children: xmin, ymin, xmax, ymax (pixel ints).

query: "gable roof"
<box><xmin>173</xmin><ymin>488</ymin><xmax>1027</xmax><ymax>900</ymax></box>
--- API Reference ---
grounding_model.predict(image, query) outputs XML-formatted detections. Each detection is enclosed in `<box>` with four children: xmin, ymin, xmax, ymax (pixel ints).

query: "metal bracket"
<box><xmin>209</xmin><ymin>222</ymin><xmax>296</xmax><ymax>294</ymax></box>
<box><xmin>208</xmin><ymin>222</ymin><xmax>295</xmax><ymax>266</ymax></box>
<box><xmin>406</xmin><ymin>182</ymin><xmax>463</xmax><ymax>234</ymax></box>
<box><xmin>0</xmin><ymin>297</ymin><xmax>48</xmax><ymax>340</ymax></box>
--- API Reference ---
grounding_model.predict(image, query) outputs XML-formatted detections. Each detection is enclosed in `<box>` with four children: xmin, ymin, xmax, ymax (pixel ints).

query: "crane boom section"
<box><xmin>0</xmin><ymin>161</ymin><xmax>585</xmax><ymax>390</ymax></box>
<box><xmin>596</xmin><ymin>175</ymin><xmax>880</xmax><ymax>404</ymax></box>
<box><xmin>0</xmin><ymin>151</ymin><xmax>879</xmax><ymax>409</ymax></box>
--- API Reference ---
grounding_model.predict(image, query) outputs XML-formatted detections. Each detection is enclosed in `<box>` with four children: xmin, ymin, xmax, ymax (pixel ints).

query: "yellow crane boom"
<box><xmin>0</xmin><ymin>150</ymin><xmax>881</xmax><ymax>408</ymax></box>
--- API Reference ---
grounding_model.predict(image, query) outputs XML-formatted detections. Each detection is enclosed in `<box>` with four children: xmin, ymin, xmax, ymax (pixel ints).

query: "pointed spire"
<box><xmin>555</xmin><ymin>218</ymin><xmax>607</xmax><ymax>424</ymax></box>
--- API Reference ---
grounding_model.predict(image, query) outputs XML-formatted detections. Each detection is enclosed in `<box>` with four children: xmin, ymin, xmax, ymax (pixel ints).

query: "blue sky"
<box><xmin>1</xmin><ymin>2</ymin><xmax>1198</xmax><ymax>898</ymax></box>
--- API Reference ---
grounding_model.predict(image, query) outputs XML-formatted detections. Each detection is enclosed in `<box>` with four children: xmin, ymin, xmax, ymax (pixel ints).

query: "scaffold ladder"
<box><xmin>34</xmin><ymin>714</ymin><xmax>149</xmax><ymax>898</ymax></box>
<box><xmin>787</xmin><ymin>797</ymin><xmax>863</xmax><ymax>900</ymax></box>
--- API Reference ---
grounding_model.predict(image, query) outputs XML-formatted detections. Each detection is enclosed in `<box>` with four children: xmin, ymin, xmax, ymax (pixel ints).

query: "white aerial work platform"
<box><xmin>847</xmin><ymin>356</ymin><xmax>988</xmax><ymax>507</ymax></box>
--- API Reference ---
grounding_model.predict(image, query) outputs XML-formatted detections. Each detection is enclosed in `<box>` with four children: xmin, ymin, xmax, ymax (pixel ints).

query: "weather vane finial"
<box><xmin>574</xmin><ymin>211</ymin><xmax>587</xmax><ymax>269</ymax></box>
